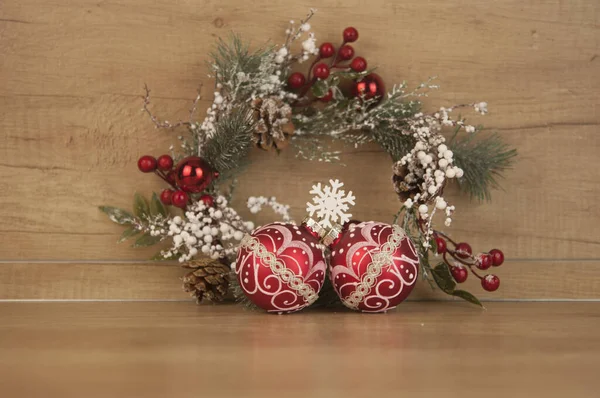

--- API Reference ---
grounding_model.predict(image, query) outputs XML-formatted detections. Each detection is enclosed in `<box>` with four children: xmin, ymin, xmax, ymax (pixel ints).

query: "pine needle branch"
<box><xmin>202</xmin><ymin>105</ymin><xmax>255</xmax><ymax>173</ymax></box>
<box><xmin>451</xmin><ymin>132</ymin><xmax>517</xmax><ymax>201</ymax></box>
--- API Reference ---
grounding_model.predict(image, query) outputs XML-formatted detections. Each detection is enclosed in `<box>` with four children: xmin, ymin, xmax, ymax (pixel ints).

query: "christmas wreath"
<box><xmin>100</xmin><ymin>9</ymin><xmax>516</xmax><ymax>312</ymax></box>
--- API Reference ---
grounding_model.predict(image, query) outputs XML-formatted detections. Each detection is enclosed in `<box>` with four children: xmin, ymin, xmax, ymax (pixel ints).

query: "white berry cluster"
<box><xmin>281</xmin><ymin>9</ymin><xmax>319</xmax><ymax>63</ymax></box>
<box><xmin>247</xmin><ymin>196</ymin><xmax>291</xmax><ymax>222</ymax></box>
<box><xmin>397</xmin><ymin>104</ymin><xmax>487</xmax><ymax>247</ymax></box>
<box><xmin>161</xmin><ymin>196</ymin><xmax>254</xmax><ymax>263</ymax></box>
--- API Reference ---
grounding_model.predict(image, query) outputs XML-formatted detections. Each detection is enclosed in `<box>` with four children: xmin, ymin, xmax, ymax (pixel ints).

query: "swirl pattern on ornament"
<box><xmin>331</xmin><ymin>222</ymin><xmax>419</xmax><ymax>312</ymax></box>
<box><xmin>238</xmin><ymin>224</ymin><xmax>324</xmax><ymax>312</ymax></box>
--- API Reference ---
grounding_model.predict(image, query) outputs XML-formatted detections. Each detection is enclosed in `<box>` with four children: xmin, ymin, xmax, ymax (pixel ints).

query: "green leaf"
<box><xmin>118</xmin><ymin>226</ymin><xmax>140</xmax><ymax>243</ymax></box>
<box><xmin>452</xmin><ymin>290</ymin><xmax>484</xmax><ymax>307</ymax></box>
<box><xmin>150</xmin><ymin>192</ymin><xmax>167</xmax><ymax>217</ymax></box>
<box><xmin>98</xmin><ymin>206</ymin><xmax>134</xmax><ymax>225</ymax></box>
<box><xmin>133</xmin><ymin>193</ymin><xmax>150</xmax><ymax>218</ymax></box>
<box><xmin>311</xmin><ymin>79</ymin><xmax>329</xmax><ymax>98</ymax></box>
<box><xmin>431</xmin><ymin>263</ymin><xmax>456</xmax><ymax>294</ymax></box>
<box><xmin>132</xmin><ymin>233</ymin><xmax>162</xmax><ymax>248</ymax></box>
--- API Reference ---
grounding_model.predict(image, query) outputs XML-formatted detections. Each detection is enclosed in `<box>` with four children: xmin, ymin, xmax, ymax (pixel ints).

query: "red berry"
<box><xmin>350</xmin><ymin>56</ymin><xmax>367</xmax><ymax>72</ymax></box>
<box><xmin>435</xmin><ymin>236</ymin><xmax>447</xmax><ymax>254</ymax></box>
<box><xmin>451</xmin><ymin>265</ymin><xmax>468</xmax><ymax>283</ymax></box>
<box><xmin>455</xmin><ymin>242</ymin><xmax>472</xmax><ymax>259</ymax></box>
<box><xmin>343</xmin><ymin>27</ymin><xmax>359</xmax><ymax>43</ymax></box>
<box><xmin>287</xmin><ymin>72</ymin><xmax>306</xmax><ymax>89</ymax></box>
<box><xmin>171</xmin><ymin>190</ymin><xmax>189</xmax><ymax>209</ymax></box>
<box><xmin>338</xmin><ymin>44</ymin><xmax>355</xmax><ymax>61</ymax></box>
<box><xmin>489</xmin><ymin>249</ymin><xmax>505</xmax><ymax>266</ymax></box>
<box><xmin>482</xmin><ymin>274</ymin><xmax>500</xmax><ymax>292</ymax></box>
<box><xmin>157</xmin><ymin>155</ymin><xmax>174</xmax><ymax>171</ymax></box>
<box><xmin>319</xmin><ymin>42</ymin><xmax>335</xmax><ymax>58</ymax></box>
<box><xmin>199</xmin><ymin>194</ymin><xmax>215</xmax><ymax>207</ymax></box>
<box><xmin>320</xmin><ymin>89</ymin><xmax>333</xmax><ymax>102</ymax></box>
<box><xmin>476</xmin><ymin>253</ymin><xmax>493</xmax><ymax>270</ymax></box>
<box><xmin>137</xmin><ymin>155</ymin><xmax>157</xmax><ymax>173</ymax></box>
<box><xmin>160</xmin><ymin>189</ymin><xmax>173</xmax><ymax>205</ymax></box>
<box><xmin>166</xmin><ymin>170</ymin><xmax>177</xmax><ymax>185</ymax></box>
<box><xmin>313</xmin><ymin>63</ymin><xmax>330</xmax><ymax>79</ymax></box>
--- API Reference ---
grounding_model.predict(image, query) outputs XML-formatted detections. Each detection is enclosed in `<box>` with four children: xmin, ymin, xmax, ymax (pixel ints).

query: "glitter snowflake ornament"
<box><xmin>306</xmin><ymin>179</ymin><xmax>356</xmax><ymax>229</ymax></box>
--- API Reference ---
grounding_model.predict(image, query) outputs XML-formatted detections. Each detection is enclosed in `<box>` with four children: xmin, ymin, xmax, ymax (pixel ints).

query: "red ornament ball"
<box><xmin>137</xmin><ymin>155</ymin><xmax>157</xmax><ymax>173</ymax></box>
<box><xmin>343</xmin><ymin>27</ymin><xmax>359</xmax><ymax>43</ymax></box>
<box><xmin>287</xmin><ymin>72</ymin><xmax>306</xmax><ymax>89</ymax></box>
<box><xmin>435</xmin><ymin>236</ymin><xmax>447</xmax><ymax>254</ymax></box>
<box><xmin>160</xmin><ymin>189</ymin><xmax>173</xmax><ymax>205</ymax></box>
<box><xmin>174</xmin><ymin>157</ymin><xmax>217</xmax><ymax>193</ymax></box>
<box><xmin>353</xmin><ymin>73</ymin><xmax>385</xmax><ymax>105</ymax></box>
<box><xmin>482</xmin><ymin>274</ymin><xmax>500</xmax><ymax>292</ymax></box>
<box><xmin>476</xmin><ymin>253</ymin><xmax>493</xmax><ymax>270</ymax></box>
<box><xmin>235</xmin><ymin>223</ymin><xmax>327</xmax><ymax>314</ymax></box>
<box><xmin>171</xmin><ymin>190</ymin><xmax>189</xmax><ymax>209</ymax></box>
<box><xmin>320</xmin><ymin>89</ymin><xmax>333</xmax><ymax>102</ymax></box>
<box><xmin>489</xmin><ymin>249</ymin><xmax>505</xmax><ymax>266</ymax></box>
<box><xmin>329</xmin><ymin>221</ymin><xmax>419</xmax><ymax>313</ymax></box>
<box><xmin>350</xmin><ymin>56</ymin><xmax>367</xmax><ymax>72</ymax></box>
<box><xmin>199</xmin><ymin>194</ymin><xmax>215</xmax><ymax>207</ymax></box>
<box><xmin>338</xmin><ymin>44</ymin><xmax>355</xmax><ymax>60</ymax></box>
<box><xmin>451</xmin><ymin>265</ymin><xmax>468</xmax><ymax>283</ymax></box>
<box><xmin>455</xmin><ymin>242</ymin><xmax>472</xmax><ymax>259</ymax></box>
<box><xmin>319</xmin><ymin>42</ymin><xmax>335</xmax><ymax>58</ymax></box>
<box><xmin>157</xmin><ymin>154</ymin><xmax>174</xmax><ymax>171</ymax></box>
<box><xmin>313</xmin><ymin>63</ymin><xmax>330</xmax><ymax>79</ymax></box>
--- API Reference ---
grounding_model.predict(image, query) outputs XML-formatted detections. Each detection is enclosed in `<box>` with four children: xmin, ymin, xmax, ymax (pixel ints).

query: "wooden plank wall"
<box><xmin>1</xmin><ymin>0</ymin><xmax>599</xmax><ymax>301</ymax></box>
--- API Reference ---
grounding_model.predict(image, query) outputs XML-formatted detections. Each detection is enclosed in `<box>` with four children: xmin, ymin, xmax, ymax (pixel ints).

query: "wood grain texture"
<box><xmin>1</xmin><ymin>260</ymin><xmax>598</xmax><ymax>300</ymax></box>
<box><xmin>0</xmin><ymin>302</ymin><xmax>599</xmax><ymax>398</ymax></box>
<box><xmin>0</xmin><ymin>1</ymin><xmax>599</xmax><ymax>298</ymax></box>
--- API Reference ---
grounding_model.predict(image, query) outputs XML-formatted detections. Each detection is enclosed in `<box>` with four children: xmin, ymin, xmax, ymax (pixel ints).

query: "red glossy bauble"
<box><xmin>160</xmin><ymin>189</ymin><xmax>173</xmax><ymax>205</ymax></box>
<box><xmin>137</xmin><ymin>155</ymin><xmax>157</xmax><ymax>173</ymax></box>
<box><xmin>343</xmin><ymin>27</ymin><xmax>359</xmax><ymax>43</ymax></box>
<box><xmin>489</xmin><ymin>249</ymin><xmax>504</xmax><ymax>266</ymax></box>
<box><xmin>157</xmin><ymin>154</ymin><xmax>174</xmax><ymax>171</ymax></box>
<box><xmin>174</xmin><ymin>157</ymin><xmax>218</xmax><ymax>193</ymax></box>
<box><xmin>350</xmin><ymin>56</ymin><xmax>367</xmax><ymax>72</ymax></box>
<box><xmin>482</xmin><ymin>274</ymin><xmax>500</xmax><ymax>291</ymax></box>
<box><xmin>338</xmin><ymin>44</ymin><xmax>354</xmax><ymax>60</ymax></box>
<box><xmin>287</xmin><ymin>72</ymin><xmax>306</xmax><ymax>89</ymax></box>
<box><xmin>451</xmin><ymin>265</ymin><xmax>468</xmax><ymax>283</ymax></box>
<box><xmin>235</xmin><ymin>223</ymin><xmax>327</xmax><ymax>314</ymax></box>
<box><xmin>199</xmin><ymin>194</ymin><xmax>215</xmax><ymax>207</ymax></box>
<box><xmin>352</xmin><ymin>73</ymin><xmax>385</xmax><ymax>105</ymax></box>
<box><xmin>455</xmin><ymin>242</ymin><xmax>472</xmax><ymax>259</ymax></box>
<box><xmin>329</xmin><ymin>221</ymin><xmax>419</xmax><ymax>313</ymax></box>
<box><xmin>313</xmin><ymin>63</ymin><xmax>330</xmax><ymax>79</ymax></box>
<box><xmin>319</xmin><ymin>42</ymin><xmax>335</xmax><ymax>58</ymax></box>
<box><xmin>171</xmin><ymin>190</ymin><xmax>189</xmax><ymax>208</ymax></box>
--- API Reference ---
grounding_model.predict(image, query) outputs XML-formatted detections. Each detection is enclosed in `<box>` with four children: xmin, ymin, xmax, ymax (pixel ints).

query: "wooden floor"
<box><xmin>0</xmin><ymin>302</ymin><xmax>598</xmax><ymax>398</ymax></box>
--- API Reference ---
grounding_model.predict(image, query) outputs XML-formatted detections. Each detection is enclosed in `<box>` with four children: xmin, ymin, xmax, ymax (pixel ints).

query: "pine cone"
<box><xmin>251</xmin><ymin>96</ymin><xmax>295</xmax><ymax>150</ymax></box>
<box><xmin>392</xmin><ymin>161</ymin><xmax>421</xmax><ymax>202</ymax></box>
<box><xmin>181</xmin><ymin>258</ymin><xmax>231</xmax><ymax>303</ymax></box>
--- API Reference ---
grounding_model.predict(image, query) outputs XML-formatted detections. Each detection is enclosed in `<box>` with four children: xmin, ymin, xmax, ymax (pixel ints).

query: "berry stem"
<box><xmin>434</xmin><ymin>230</ymin><xmax>458</xmax><ymax>247</ymax></box>
<box><xmin>298</xmin><ymin>76</ymin><xmax>317</xmax><ymax>99</ymax></box>
<box><xmin>154</xmin><ymin>170</ymin><xmax>178</xmax><ymax>190</ymax></box>
<box><xmin>306</xmin><ymin>56</ymin><xmax>322</xmax><ymax>82</ymax></box>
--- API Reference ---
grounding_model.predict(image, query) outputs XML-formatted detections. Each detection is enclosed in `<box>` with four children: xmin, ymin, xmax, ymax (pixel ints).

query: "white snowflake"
<box><xmin>306</xmin><ymin>179</ymin><xmax>356</xmax><ymax>229</ymax></box>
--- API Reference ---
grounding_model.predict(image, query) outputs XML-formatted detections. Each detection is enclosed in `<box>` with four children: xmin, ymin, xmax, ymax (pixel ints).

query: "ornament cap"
<box><xmin>301</xmin><ymin>217</ymin><xmax>327</xmax><ymax>240</ymax></box>
<box><xmin>321</xmin><ymin>223</ymin><xmax>343</xmax><ymax>247</ymax></box>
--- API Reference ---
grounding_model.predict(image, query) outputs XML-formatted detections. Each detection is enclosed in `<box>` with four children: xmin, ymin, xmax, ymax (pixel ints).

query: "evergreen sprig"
<box><xmin>202</xmin><ymin>105</ymin><xmax>255</xmax><ymax>174</ymax></box>
<box><xmin>209</xmin><ymin>34</ymin><xmax>274</xmax><ymax>95</ymax></box>
<box><xmin>451</xmin><ymin>132</ymin><xmax>518</xmax><ymax>201</ymax></box>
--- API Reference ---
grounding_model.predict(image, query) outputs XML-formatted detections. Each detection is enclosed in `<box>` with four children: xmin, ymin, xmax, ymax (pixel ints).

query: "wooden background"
<box><xmin>1</xmin><ymin>0</ymin><xmax>598</xmax><ymax>301</ymax></box>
